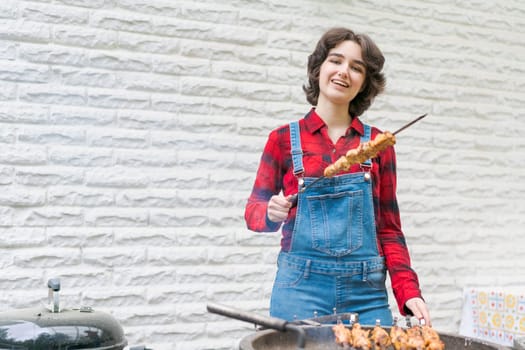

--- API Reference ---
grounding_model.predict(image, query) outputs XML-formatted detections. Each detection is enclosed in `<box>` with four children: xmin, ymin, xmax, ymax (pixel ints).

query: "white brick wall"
<box><xmin>1</xmin><ymin>1</ymin><xmax>524</xmax><ymax>349</ymax></box>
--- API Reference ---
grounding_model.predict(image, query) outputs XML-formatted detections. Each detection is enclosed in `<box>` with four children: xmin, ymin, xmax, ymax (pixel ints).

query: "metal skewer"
<box><xmin>392</xmin><ymin>113</ymin><xmax>427</xmax><ymax>135</ymax></box>
<box><xmin>290</xmin><ymin>113</ymin><xmax>428</xmax><ymax>203</ymax></box>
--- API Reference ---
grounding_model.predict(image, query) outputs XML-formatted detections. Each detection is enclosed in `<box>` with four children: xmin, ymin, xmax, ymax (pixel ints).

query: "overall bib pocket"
<box><xmin>306</xmin><ymin>190</ymin><xmax>364</xmax><ymax>256</ymax></box>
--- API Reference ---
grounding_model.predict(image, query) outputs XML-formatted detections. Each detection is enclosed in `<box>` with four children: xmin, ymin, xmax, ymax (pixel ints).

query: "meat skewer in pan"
<box><xmin>371</xmin><ymin>319</ymin><xmax>392</xmax><ymax>350</ymax></box>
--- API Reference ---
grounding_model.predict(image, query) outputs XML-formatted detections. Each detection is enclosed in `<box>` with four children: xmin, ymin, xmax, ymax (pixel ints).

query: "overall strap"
<box><xmin>361</xmin><ymin>124</ymin><xmax>372</xmax><ymax>167</ymax></box>
<box><xmin>289</xmin><ymin>121</ymin><xmax>304</xmax><ymax>176</ymax></box>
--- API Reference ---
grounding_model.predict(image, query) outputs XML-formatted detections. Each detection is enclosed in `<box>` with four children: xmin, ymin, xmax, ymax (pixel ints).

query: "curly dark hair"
<box><xmin>303</xmin><ymin>27</ymin><xmax>386</xmax><ymax>117</ymax></box>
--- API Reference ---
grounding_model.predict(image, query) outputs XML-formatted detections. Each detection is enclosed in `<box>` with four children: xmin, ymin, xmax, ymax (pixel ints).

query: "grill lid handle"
<box><xmin>47</xmin><ymin>278</ymin><xmax>60</xmax><ymax>313</ymax></box>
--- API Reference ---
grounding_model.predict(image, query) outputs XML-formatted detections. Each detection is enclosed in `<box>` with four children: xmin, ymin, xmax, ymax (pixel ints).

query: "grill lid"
<box><xmin>0</xmin><ymin>306</ymin><xmax>128</xmax><ymax>350</ymax></box>
<box><xmin>0</xmin><ymin>279</ymin><xmax>127</xmax><ymax>350</ymax></box>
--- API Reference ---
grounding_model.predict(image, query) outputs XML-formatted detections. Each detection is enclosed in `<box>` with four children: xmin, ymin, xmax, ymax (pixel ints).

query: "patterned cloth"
<box><xmin>460</xmin><ymin>287</ymin><xmax>525</xmax><ymax>346</ymax></box>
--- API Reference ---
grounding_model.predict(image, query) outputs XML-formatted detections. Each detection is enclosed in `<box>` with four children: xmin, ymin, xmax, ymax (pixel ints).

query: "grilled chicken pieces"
<box><xmin>352</xmin><ymin>323</ymin><xmax>372</xmax><ymax>350</ymax></box>
<box><xmin>406</xmin><ymin>327</ymin><xmax>425</xmax><ymax>350</ymax></box>
<box><xmin>334</xmin><ymin>323</ymin><xmax>444</xmax><ymax>350</ymax></box>
<box><xmin>421</xmin><ymin>326</ymin><xmax>445</xmax><ymax>350</ymax></box>
<box><xmin>333</xmin><ymin>323</ymin><xmax>353</xmax><ymax>346</ymax></box>
<box><xmin>332</xmin><ymin>323</ymin><xmax>371</xmax><ymax>349</ymax></box>
<box><xmin>390</xmin><ymin>324</ymin><xmax>409</xmax><ymax>350</ymax></box>
<box><xmin>371</xmin><ymin>323</ymin><xmax>392</xmax><ymax>350</ymax></box>
<box><xmin>332</xmin><ymin>323</ymin><xmax>371</xmax><ymax>350</ymax></box>
<box><xmin>324</xmin><ymin>131</ymin><xmax>396</xmax><ymax>177</ymax></box>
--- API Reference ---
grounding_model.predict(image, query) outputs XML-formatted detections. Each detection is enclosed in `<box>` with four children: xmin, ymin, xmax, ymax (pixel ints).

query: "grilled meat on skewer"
<box><xmin>390</xmin><ymin>323</ymin><xmax>409</xmax><ymax>350</ymax></box>
<box><xmin>333</xmin><ymin>323</ymin><xmax>353</xmax><ymax>347</ymax></box>
<box><xmin>333</xmin><ymin>318</ymin><xmax>444</xmax><ymax>350</ymax></box>
<box><xmin>421</xmin><ymin>326</ymin><xmax>445</xmax><ymax>350</ymax></box>
<box><xmin>351</xmin><ymin>323</ymin><xmax>372</xmax><ymax>350</ymax></box>
<box><xmin>406</xmin><ymin>326</ymin><xmax>425</xmax><ymax>350</ymax></box>
<box><xmin>324</xmin><ymin>132</ymin><xmax>396</xmax><ymax>177</ymax></box>
<box><xmin>371</xmin><ymin>321</ymin><xmax>392</xmax><ymax>350</ymax></box>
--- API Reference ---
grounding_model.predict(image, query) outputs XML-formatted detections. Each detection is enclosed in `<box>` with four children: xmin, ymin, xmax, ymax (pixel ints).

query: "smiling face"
<box><xmin>317</xmin><ymin>40</ymin><xmax>366</xmax><ymax>108</ymax></box>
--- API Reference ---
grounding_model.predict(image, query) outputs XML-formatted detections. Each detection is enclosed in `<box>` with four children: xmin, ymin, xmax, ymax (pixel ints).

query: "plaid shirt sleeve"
<box><xmin>244</xmin><ymin>127</ymin><xmax>286</xmax><ymax>232</ymax></box>
<box><xmin>374</xmin><ymin>138</ymin><xmax>423</xmax><ymax>315</ymax></box>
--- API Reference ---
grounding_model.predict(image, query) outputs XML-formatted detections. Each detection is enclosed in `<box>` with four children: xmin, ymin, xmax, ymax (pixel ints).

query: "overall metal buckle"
<box><xmin>360</xmin><ymin>164</ymin><xmax>372</xmax><ymax>181</ymax></box>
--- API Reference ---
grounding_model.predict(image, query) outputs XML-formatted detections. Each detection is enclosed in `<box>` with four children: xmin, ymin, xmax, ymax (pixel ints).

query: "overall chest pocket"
<box><xmin>306</xmin><ymin>190</ymin><xmax>363</xmax><ymax>257</ymax></box>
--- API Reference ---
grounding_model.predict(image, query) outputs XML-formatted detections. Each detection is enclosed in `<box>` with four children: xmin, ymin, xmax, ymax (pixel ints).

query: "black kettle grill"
<box><xmin>0</xmin><ymin>278</ymin><xmax>128</xmax><ymax>350</ymax></box>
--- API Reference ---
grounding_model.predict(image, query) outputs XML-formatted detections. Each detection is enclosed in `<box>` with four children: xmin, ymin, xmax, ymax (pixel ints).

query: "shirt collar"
<box><xmin>304</xmin><ymin>108</ymin><xmax>364</xmax><ymax>136</ymax></box>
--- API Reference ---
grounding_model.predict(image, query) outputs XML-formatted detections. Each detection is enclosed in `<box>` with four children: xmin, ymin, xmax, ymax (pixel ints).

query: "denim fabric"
<box><xmin>270</xmin><ymin>253</ymin><xmax>392</xmax><ymax>325</ymax></box>
<box><xmin>269</xmin><ymin>122</ymin><xmax>392</xmax><ymax>326</ymax></box>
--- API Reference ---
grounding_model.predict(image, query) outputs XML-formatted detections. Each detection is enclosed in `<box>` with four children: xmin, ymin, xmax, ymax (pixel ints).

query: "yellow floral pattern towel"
<box><xmin>460</xmin><ymin>287</ymin><xmax>525</xmax><ymax>346</ymax></box>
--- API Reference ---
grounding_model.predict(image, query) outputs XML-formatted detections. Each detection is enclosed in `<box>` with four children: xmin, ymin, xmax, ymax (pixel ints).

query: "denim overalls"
<box><xmin>269</xmin><ymin>121</ymin><xmax>393</xmax><ymax>326</ymax></box>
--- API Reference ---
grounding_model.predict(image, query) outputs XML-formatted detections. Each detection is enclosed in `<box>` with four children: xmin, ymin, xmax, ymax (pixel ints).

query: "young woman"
<box><xmin>244</xmin><ymin>27</ymin><xmax>430</xmax><ymax>326</ymax></box>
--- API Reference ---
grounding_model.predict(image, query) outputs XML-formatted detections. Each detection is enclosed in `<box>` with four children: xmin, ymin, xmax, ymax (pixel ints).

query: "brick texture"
<box><xmin>0</xmin><ymin>1</ymin><xmax>524</xmax><ymax>349</ymax></box>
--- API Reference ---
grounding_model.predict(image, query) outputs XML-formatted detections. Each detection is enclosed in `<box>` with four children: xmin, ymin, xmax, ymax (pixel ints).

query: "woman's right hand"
<box><xmin>267</xmin><ymin>193</ymin><xmax>293</xmax><ymax>223</ymax></box>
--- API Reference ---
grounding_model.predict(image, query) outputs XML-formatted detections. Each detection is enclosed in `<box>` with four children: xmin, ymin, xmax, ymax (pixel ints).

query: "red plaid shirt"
<box><xmin>244</xmin><ymin>108</ymin><xmax>422</xmax><ymax>314</ymax></box>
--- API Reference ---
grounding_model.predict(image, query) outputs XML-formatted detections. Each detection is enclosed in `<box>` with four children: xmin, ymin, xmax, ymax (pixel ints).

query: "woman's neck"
<box><xmin>315</xmin><ymin>102</ymin><xmax>351</xmax><ymax>128</ymax></box>
<box><xmin>315</xmin><ymin>103</ymin><xmax>352</xmax><ymax>144</ymax></box>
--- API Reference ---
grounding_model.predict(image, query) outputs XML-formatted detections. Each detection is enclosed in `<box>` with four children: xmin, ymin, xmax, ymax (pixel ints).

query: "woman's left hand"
<box><xmin>405</xmin><ymin>297</ymin><xmax>431</xmax><ymax>326</ymax></box>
